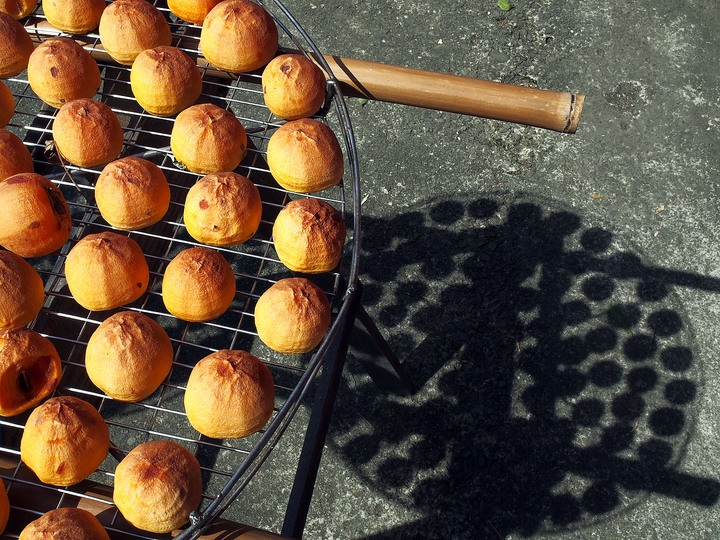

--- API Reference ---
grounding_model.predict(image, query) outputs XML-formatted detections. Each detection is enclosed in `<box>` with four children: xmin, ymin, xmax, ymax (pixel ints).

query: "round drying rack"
<box><xmin>0</xmin><ymin>1</ymin><xmax>361</xmax><ymax>538</ymax></box>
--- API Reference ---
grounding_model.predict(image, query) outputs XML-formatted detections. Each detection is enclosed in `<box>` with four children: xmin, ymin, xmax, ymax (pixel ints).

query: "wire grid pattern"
<box><xmin>0</xmin><ymin>2</ymin><xmax>359</xmax><ymax>538</ymax></box>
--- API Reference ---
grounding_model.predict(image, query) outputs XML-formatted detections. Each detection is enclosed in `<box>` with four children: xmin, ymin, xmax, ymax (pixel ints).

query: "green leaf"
<box><xmin>358</xmin><ymin>98</ymin><xmax>369</xmax><ymax>107</ymax></box>
<box><xmin>498</xmin><ymin>0</ymin><xmax>512</xmax><ymax>11</ymax></box>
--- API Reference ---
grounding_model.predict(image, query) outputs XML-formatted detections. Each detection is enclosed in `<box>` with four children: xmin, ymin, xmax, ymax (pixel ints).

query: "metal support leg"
<box><xmin>350</xmin><ymin>282</ymin><xmax>414</xmax><ymax>396</ymax></box>
<box><xmin>281</xmin><ymin>282</ymin><xmax>413</xmax><ymax>538</ymax></box>
<box><xmin>281</xmin><ymin>289</ymin><xmax>360</xmax><ymax>539</ymax></box>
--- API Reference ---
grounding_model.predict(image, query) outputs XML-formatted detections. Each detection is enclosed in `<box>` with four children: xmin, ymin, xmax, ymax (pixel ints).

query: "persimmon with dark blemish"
<box><xmin>27</xmin><ymin>38</ymin><xmax>102</xmax><ymax>109</ymax></box>
<box><xmin>183</xmin><ymin>171</ymin><xmax>262</xmax><ymax>247</ymax></box>
<box><xmin>139</xmin><ymin>463</ymin><xmax>165</xmax><ymax>482</ymax></box>
<box><xmin>0</xmin><ymin>327</ymin><xmax>62</xmax><ymax>417</ymax></box>
<box><xmin>0</xmin><ymin>173</ymin><xmax>71</xmax><ymax>258</ymax></box>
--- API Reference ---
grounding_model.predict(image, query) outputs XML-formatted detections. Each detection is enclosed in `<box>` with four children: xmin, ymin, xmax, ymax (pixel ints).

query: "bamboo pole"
<box><xmin>312</xmin><ymin>53</ymin><xmax>584</xmax><ymax>133</ymax></box>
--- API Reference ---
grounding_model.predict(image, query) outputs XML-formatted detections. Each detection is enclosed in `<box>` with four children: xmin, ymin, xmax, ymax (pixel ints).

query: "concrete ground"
<box><xmin>269</xmin><ymin>0</ymin><xmax>720</xmax><ymax>539</ymax></box>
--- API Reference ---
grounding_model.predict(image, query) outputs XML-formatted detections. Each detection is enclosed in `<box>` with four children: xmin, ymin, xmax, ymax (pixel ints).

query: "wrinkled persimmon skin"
<box><xmin>0</xmin><ymin>82</ymin><xmax>14</xmax><ymax>128</ymax></box>
<box><xmin>27</xmin><ymin>37</ymin><xmax>102</xmax><ymax>109</ymax></box>
<box><xmin>161</xmin><ymin>246</ymin><xmax>236</xmax><ymax>322</ymax></box>
<box><xmin>199</xmin><ymin>0</ymin><xmax>278</xmax><ymax>73</ymax></box>
<box><xmin>113</xmin><ymin>440</ymin><xmax>202</xmax><ymax>534</ymax></box>
<box><xmin>19</xmin><ymin>508</ymin><xmax>111</xmax><ymax>540</ymax></box>
<box><xmin>254</xmin><ymin>277</ymin><xmax>331</xmax><ymax>354</ymax></box>
<box><xmin>52</xmin><ymin>98</ymin><xmax>124</xmax><ymax>167</ymax></box>
<box><xmin>20</xmin><ymin>396</ymin><xmax>110</xmax><ymax>486</ymax></box>
<box><xmin>65</xmin><ymin>232</ymin><xmax>150</xmax><ymax>311</ymax></box>
<box><xmin>0</xmin><ymin>13</ymin><xmax>34</xmax><ymax>78</ymax></box>
<box><xmin>42</xmin><ymin>0</ymin><xmax>105</xmax><ymax>35</ymax></box>
<box><xmin>272</xmin><ymin>197</ymin><xmax>346</xmax><ymax>273</ymax></box>
<box><xmin>0</xmin><ymin>128</ymin><xmax>34</xmax><ymax>182</ymax></box>
<box><xmin>184</xmin><ymin>349</ymin><xmax>275</xmax><ymax>439</ymax></box>
<box><xmin>0</xmin><ymin>250</ymin><xmax>45</xmax><ymax>330</ymax></box>
<box><xmin>130</xmin><ymin>46</ymin><xmax>202</xmax><ymax>117</ymax></box>
<box><xmin>0</xmin><ymin>173</ymin><xmax>72</xmax><ymax>258</ymax></box>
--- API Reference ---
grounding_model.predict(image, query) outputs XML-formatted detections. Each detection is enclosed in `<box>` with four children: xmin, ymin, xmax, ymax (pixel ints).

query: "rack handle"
<box><xmin>315</xmin><ymin>53</ymin><xmax>584</xmax><ymax>133</ymax></box>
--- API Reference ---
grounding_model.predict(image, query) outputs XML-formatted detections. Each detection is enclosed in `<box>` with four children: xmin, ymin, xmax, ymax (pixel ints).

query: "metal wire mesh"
<box><xmin>0</xmin><ymin>1</ymin><xmax>360</xmax><ymax>538</ymax></box>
